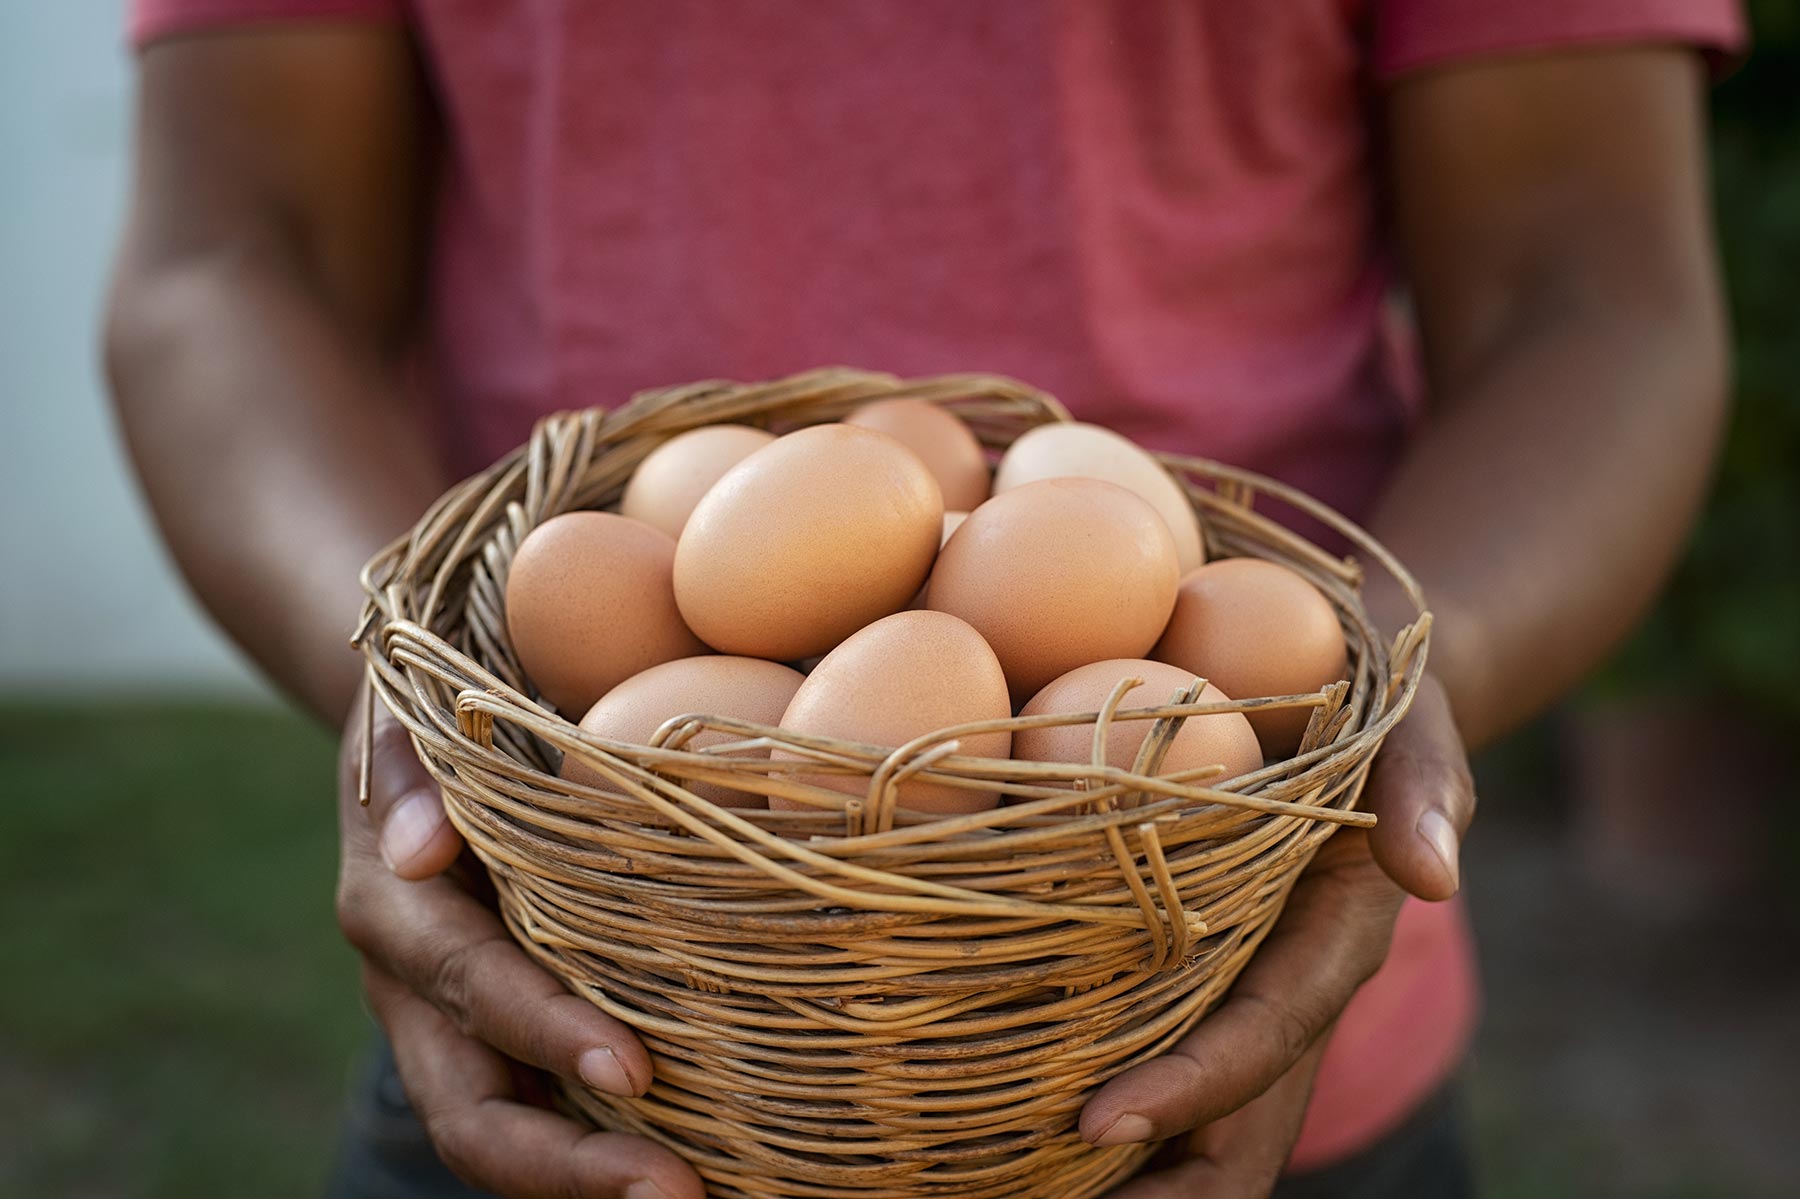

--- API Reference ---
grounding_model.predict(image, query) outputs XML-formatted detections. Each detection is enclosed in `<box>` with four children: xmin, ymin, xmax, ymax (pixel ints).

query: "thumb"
<box><xmin>1364</xmin><ymin>674</ymin><xmax>1475</xmax><ymax>902</ymax></box>
<box><xmin>343</xmin><ymin>687</ymin><xmax>465</xmax><ymax>881</ymax></box>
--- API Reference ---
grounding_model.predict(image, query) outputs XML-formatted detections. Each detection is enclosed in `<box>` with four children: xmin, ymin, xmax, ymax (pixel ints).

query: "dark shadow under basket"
<box><xmin>355</xmin><ymin>368</ymin><xmax>1430</xmax><ymax>1199</ymax></box>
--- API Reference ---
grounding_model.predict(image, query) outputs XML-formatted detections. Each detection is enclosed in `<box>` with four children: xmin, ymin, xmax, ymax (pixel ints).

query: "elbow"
<box><xmin>102</xmin><ymin>248</ymin><xmax>202</xmax><ymax>430</ymax></box>
<box><xmin>1678</xmin><ymin>253</ymin><xmax>1733</xmax><ymax>446</ymax></box>
<box><xmin>104</xmin><ymin>247</ymin><xmax>217</xmax><ymax>408</ymax></box>
<box><xmin>1662</xmin><ymin>268</ymin><xmax>1734</xmax><ymax>518</ymax></box>
<box><xmin>103</xmin><ymin>258</ymin><xmax>148</xmax><ymax>411</ymax></box>
<box><xmin>100</xmin><ymin>237</ymin><xmax>267</xmax><ymax>511</ymax></box>
<box><xmin>103</xmin><ymin>224</ymin><xmax>296</xmax><ymax>424</ymax></box>
<box><xmin>1644</xmin><ymin>240</ymin><xmax>1734</xmax><ymax>448</ymax></box>
<box><xmin>103</xmin><ymin>266</ymin><xmax>165</xmax><ymax>424</ymax></box>
<box><xmin>102</xmin><ymin>256</ymin><xmax>183</xmax><ymax>476</ymax></box>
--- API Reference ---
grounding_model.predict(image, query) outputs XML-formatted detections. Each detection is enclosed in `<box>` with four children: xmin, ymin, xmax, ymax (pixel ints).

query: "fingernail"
<box><xmin>1419</xmin><ymin>809</ymin><xmax>1460</xmax><ymax>893</ymax></box>
<box><xmin>579</xmin><ymin>1046</ymin><xmax>635</xmax><ymax>1096</ymax></box>
<box><xmin>1092</xmin><ymin>1112</ymin><xmax>1155</xmax><ymax>1146</ymax></box>
<box><xmin>624</xmin><ymin>1182</ymin><xmax>671</xmax><ymax>1199</ymax></box>
<box><xmin>380</xmin><ymin>790</ymin><xmax>444</xmax><ymax>872</ymax></box>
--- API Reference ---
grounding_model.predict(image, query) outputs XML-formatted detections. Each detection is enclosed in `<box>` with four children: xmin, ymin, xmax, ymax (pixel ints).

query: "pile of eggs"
<box><xmin>505</xmin><ymin>401</ymin><xmax>1348</xmax><ymax>816</ymax></box>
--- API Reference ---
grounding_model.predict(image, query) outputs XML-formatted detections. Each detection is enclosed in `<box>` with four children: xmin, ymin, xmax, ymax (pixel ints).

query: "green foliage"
<box><xmin>1596</xmin><ymin>13</ymin><xmax>1800</xmax><ymax>722</ymax></box>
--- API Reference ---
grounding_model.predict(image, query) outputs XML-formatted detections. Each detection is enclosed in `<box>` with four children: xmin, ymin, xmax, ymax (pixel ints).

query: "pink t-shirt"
<box><xmin>132</xmin><ymin>0</ymin><xmax>1744</xmax><ymax>1172</ymax></box>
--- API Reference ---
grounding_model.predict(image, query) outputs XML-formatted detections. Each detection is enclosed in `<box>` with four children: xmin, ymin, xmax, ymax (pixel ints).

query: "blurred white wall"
<box><xmin>0</xmin><ymin>3</ymin><xmax>267</xmax><ymax>696</ymax></box>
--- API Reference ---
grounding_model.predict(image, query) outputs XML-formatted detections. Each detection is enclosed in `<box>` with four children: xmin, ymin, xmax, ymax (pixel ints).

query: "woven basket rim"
<box><xmin>355</xmin><ymin>367</ymin><xmax>1429</xmax><ymax>845</ymax></box>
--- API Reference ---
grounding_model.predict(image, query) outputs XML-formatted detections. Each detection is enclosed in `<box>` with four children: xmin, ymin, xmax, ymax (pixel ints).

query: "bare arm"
<box><xmin>106</xmin><ymin>29</ymin><xmax>704</xmax><ymax>1199</ymax></box>
<box><xmin>1370</xmin><ymin>47</ymin><xmax>1730</xmax><ymax>752</ymax></box>
<box><xmin>105</xmin><ymin>26</ymin><xmax>443</xmax><ymax>724</ymax></box>
<box><xmin>1095</xmin><ymin>46</ymin><xmax>1730</xmax><ymax>1196</ymax></box>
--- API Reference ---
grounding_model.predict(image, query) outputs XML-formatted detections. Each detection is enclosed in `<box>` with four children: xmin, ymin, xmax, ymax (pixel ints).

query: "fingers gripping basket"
<box><xmin>355</xmin><ymin>368</ymin><xmax>1431</xmax><ymax>1199</ymax></box>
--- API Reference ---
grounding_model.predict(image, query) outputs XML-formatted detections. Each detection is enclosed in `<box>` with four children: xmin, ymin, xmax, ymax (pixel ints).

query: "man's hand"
<box><xmin>1087</xmin><ymin>676</ymin><xmax>1474</xmax><ymax>1196</ymax></box>
<box><xmin>1106</xmin><ymin>1043</ymin><xmax>1330</xmax><ymax>1199</ymax></box>
<box><xmin>335</xmin><ymin>689</ymin><xmax>707</xmax><ymax>1199</ymax></box>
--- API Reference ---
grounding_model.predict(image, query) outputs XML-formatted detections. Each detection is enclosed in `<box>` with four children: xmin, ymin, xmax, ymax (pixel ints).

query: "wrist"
<box><xmin>1360</xmin><ymin>570</ymin><xmax>1494</xmax><ymax>752</ymax></box>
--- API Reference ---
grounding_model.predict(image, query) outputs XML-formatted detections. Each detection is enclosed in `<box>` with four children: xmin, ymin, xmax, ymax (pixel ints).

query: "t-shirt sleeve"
<box><xmin>1373</xmin><ymin>0</ymin><xmax>1748</xmax><ymax>82</ymax></box>
<box><xmin>130</xmin><ymin>0</ymin><xmax>402</xmax><ymax>49</ymax></box>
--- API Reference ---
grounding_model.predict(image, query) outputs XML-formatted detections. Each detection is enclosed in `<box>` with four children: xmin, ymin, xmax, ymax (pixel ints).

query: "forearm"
<box><xmin>1364</xmin><ymin>287</ymin><xmax>1728</xmax><ymax>749</ymax></box>
<box><xmin>107</xmin><ymin>240</ymin><xmax>447</xmax><ymax>725</ymax></box>
<box><xmin>1367</xmin><ymin>47</ymin><xmax>1732</xmax><ymax>751</ymax></box>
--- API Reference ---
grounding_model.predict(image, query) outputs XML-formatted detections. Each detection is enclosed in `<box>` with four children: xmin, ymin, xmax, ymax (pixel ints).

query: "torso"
<box><xmin>415</xmin><ymin>0</ymin><xmax>1415</xmax><ymax>528</ymax></box>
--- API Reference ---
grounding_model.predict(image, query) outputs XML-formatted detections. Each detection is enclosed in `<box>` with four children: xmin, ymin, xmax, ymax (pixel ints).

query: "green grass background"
<box><xmin>0</xmin><ymin>704</ymin><xmax>362</xmax><ymax>1198</ymax></box>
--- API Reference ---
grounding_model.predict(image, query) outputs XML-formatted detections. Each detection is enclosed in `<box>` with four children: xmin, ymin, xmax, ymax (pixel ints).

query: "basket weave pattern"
<box><xmin>356</xmin><ymin>369</ymin><xmax>1430</xmax><ymax>1199</ymax></box>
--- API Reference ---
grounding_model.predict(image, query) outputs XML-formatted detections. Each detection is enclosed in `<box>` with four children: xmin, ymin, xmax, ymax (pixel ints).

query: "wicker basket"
<box><xmin>355</xmin><ymin>367</ymin><xmax>1430</xmax><ymax>1199</ymax></box>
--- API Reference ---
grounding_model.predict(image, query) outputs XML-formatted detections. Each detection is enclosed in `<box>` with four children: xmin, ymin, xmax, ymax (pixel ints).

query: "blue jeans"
<box><xmin>325</xmin><ymin>1034</ymin><xmax>1475</xmax><ymax>1199</ymax></box>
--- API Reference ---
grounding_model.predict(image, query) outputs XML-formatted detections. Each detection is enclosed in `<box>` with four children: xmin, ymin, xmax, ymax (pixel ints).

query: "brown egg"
<box><xmin>993</xmin><ymin>422</ymin><xmax>1205</xmax><ymax>573</ymax></box>
<box><xmin>562</xmin><ymin>656</ymin><xmax>805</xmax><ymax>808</ymax></box>
<box><xmin>925</xmin><ymin>477</ymin><xmax>1179</xmax><ymax>703</ymax></box>
<box><xmin>620</xmin><ymin>424</ymin><xmax>776</xmax><ymax>539</ymax></box>
<box><xmin>674</xmin><ymin>424</ymin><xmax>943</xmax><ymax>659</ymax></box>
<box><xmin>845</xmin><ymin>398</ymin><xmax>991</xmax><ymax>511</ymax></box>
<box><xmin>1152</xmin><ymin>557</ymin><xmax>1348</xmax><ymax>758</ymax></box>
<box><xmin>1014</xmin><ymin>659</ymin><xmax>1262</xmax><ymax>789</ymax></box>
<box><xmin>772</xmin><ymin>611</ymin><xmax>1011</xmax><ymax>815</ymax></box>
<box><xmin>505</xmin><ymin>512</ymin><xmax>708</xmax><ymax>717</ymax></box>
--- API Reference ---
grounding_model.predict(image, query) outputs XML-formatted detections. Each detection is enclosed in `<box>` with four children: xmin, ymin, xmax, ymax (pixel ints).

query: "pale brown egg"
<box><xmin>1014</xmin><ymin>659</ymin><xmax>1262</xmax><ymax>790</ymax></box>
<box><xmin>925</xmin><ymin>477</ymin><xmax>1179</xmax><ymax>703</ymax></box>
<box><xmin>993</xmin><ymin>422</ymin><xmax>1205</xmax><ymax>573</ymax></box>
<box><xmin>562</xmin><ymin>656</ymin><xmax>805</xmax><ymax>808</ymax></box>
<box><xmin>505</xmin><ymin>512</ymin><xmax>708</xmax><ymax>717</ymax></box>
<box><xmin>1152</xmin><ymin>557</ymin><xmax>1348</xmax><ymax>758</ymax></box>
<box><xmin>620</xmin><ymin>424</ymin><xmax>776</xmax><ymax>539</ymax></box>
<box><xmin>772</xmin><ymin>611</ymin><xmax>1011</xmax><ymax>815</ymax></box>
<box><xmin>845</xmin><ymin>398</ymin><xmax>991</xmax><ymax>511</ymax></box>
<box><xmin>674</xmin><ymin>424</ymin><xmax>943</xmax><ymax>659</ymax></box>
